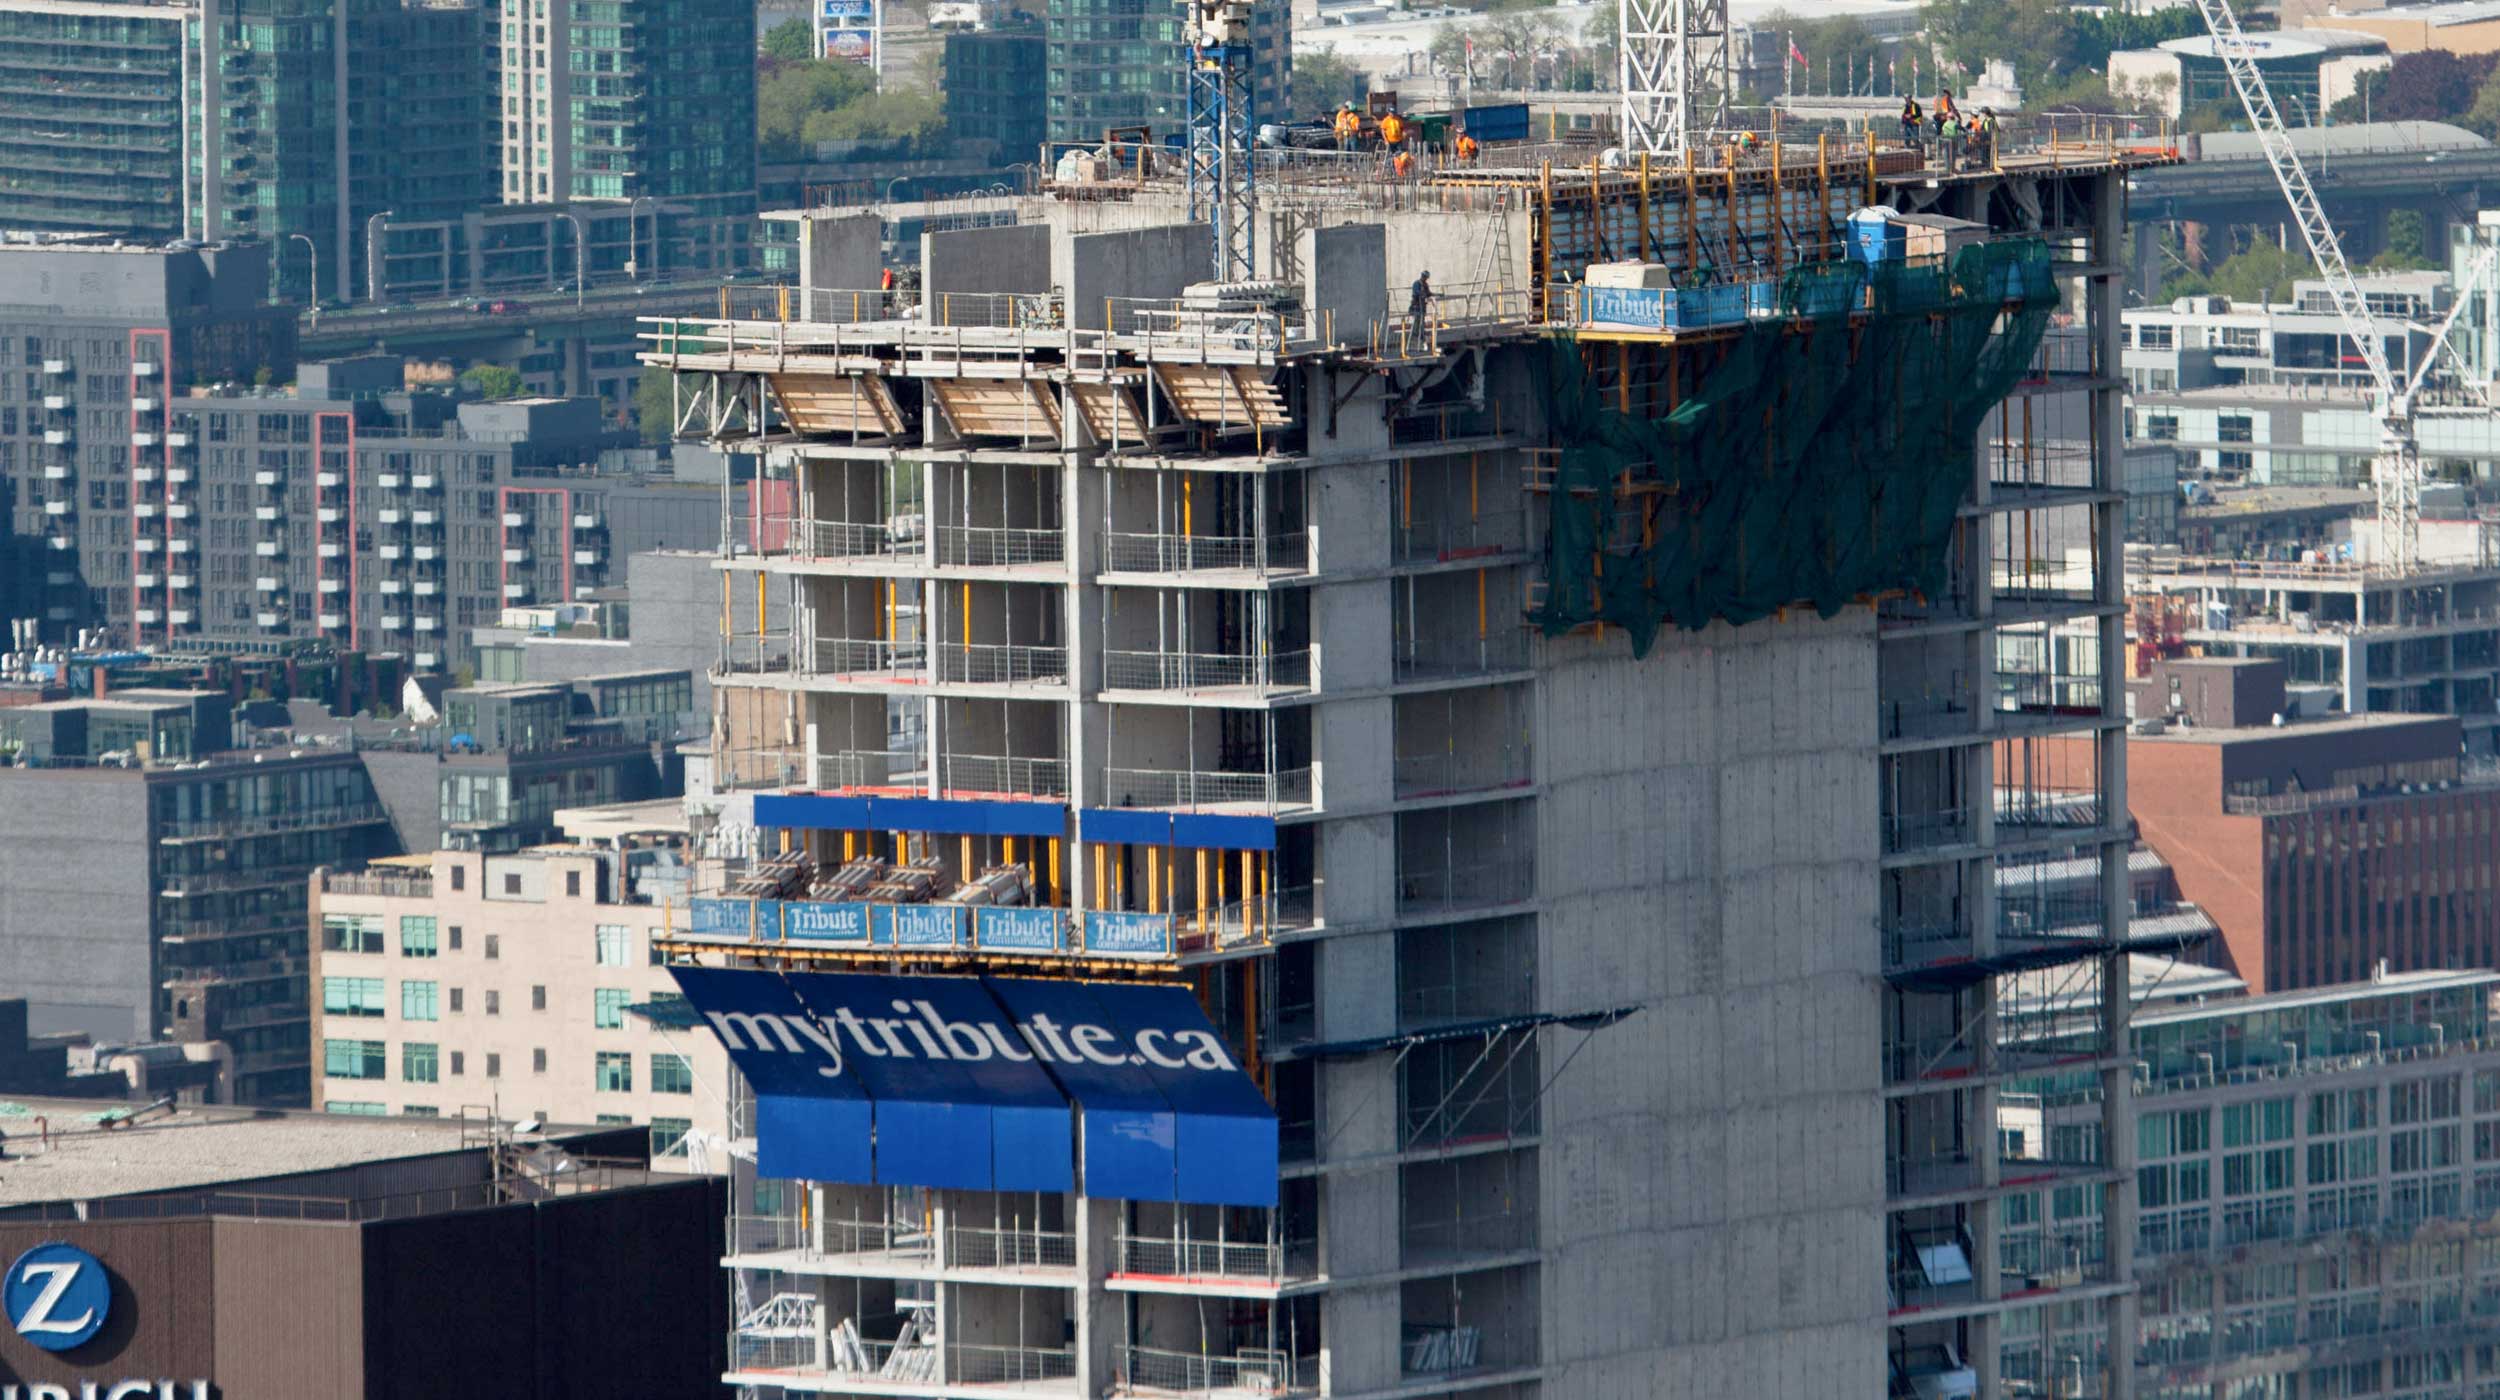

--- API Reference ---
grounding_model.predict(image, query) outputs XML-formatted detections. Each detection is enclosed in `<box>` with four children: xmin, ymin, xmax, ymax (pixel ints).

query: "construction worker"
<box><xmin>1735</xmin><ymin>129</ymin><xmax>1760</xmax><ymax>156</ymax></box>
<box><xmin>1977</xmin><ymin>106</ymin><xmax>2000</xmax><ymax>167</ymax></box>
<box><xmin>1938</xmin><ymin>109</ymin><xmax>1962</xmax><ymax>171</ymax></box>
<box><xmin>1393</xmin><ymin>147</ymin><xmax>1415</xmax><ymax>179</ymax></box>
<box><xmin>1899</xmin><ymin>95</ymin><xmax>1922</xmax><ymax>151</ymax></box>
<box><xmin>1935</xmin><ymin>87</ymin><xmax>1959</xmax><ymax>127</ymax></box>
<box><xmin>1379</xmin><ymin>108</ymin><xmax>1405</xmax><ymax>150</ymax></box>
<box><xmin>1409</xmin><ymin>269</ymin><xmax>1431</xmax><ymax>336</ymax></box>
<box><xmin>1455</xmin><ymin>130</ymin><xmax>1480</xmax><ymax>164</ymax></box>
<box><xmin>1333</xmin><ymin>102</ymin><xmax>1361</xmax><ymax>152</ymax></box>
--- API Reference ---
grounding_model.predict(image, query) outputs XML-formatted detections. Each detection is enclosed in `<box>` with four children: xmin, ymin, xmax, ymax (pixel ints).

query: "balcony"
<box><xmin>317</xmin><ymin>470</ymin><xmax>343</xmax><ymax>488</ymax></box>
<box><xmin>41</xmin><ymin>358</ymin><xmax>68</xmax><ymax>375</ymax></box>
<box><xmin>319</xmin><ymin>543</ymin><xmax>345</xmax><ymax>559</ymax></box>
<box><xmin>40</xmin><ymin>464</ymin><xmax>70</xmax><ymax>480</ymax></box>
<box><xmin>378</xmin><ymin>579</ymin><xmax>404</xmax><ymax>595</ymax></box>
<box><xmin>1102</xmin><ymin>649</ymin><xmax>1309</xmax><ymax>696</ymax></box>
<box><xmin>377</xmin><ymin>544</ymin><xmax>404</xmax><ymax>561</ymax></box>
<box><xmin>1112</xmin><ymin>1233</ymin><xmax>1317</xmax><ymax>1288</ymax></box>
<box><xmin>320</xmin><ymin>612</ymin><xmax>345</xmax><ymax>629</ymax></box>
<box><xmin>1392</xmin><ymin>745</ymin><xmax>1531</xmax><ymax>801</ymax></box>
<box><xmin>255</xmin><ymin>576</ymin><xmax>281</xmax><ymax>591</ymax></box>
<box><xmin>412</xmin><ymin>545</ymin><xmax>439</xmax><ymax>561</ymax></box>
<box><xmin>168</xmin><ymin>572</ymin><xmax>194</xmax><ymax>590</ymax></box>
<box><xmin>253</xmin><ymin>540</ymin><xmax>282</xmax><ymax>557</ymax></box>
<box><xmin>413</xmin><ymin>510</ymin><xmax>440</xmax><ymax>526</ymax></box>
<box><xmin>1100</xmin><ymin>767</ymin><xmax>1313</xmax><ymax>814</ymax></box>
<box><xmin>43</xmin><ymin>429</ymin><xmax>70</xmax><ymax>445</ymax></box>
<box><xmin>130</xmin><ymin>361</ymin><xmax>157</xmax><ymax>379</ymax></box>
<box><xmin>254</xmin><ymin>469</ymin><xmax>282</xmax><ymax>486</ymax></box>
<box><xmin>1113</xmin><ymin>1347</ymin><xmax>1316</xmax><ymax>1399</ymax></box>
<box><xmin>376</xmin><ymin>472</ymin><xmax>403</xmax><ymax>489</ymax></box>
<box><xmin>131</xmin><ymin>431</ymin><xmax>157</xmax><ymax>448</ymax></box>
<box><xmin>166</xmin><ymin>503</ymin><xmax>191</xmax><ymax>520</ymax></box>
<box><xmin>134</xmin><ymin>572</ymin><xmax>161</xmax><ymax>589</ymax></box>
<box><xmin>165</xmin><ymin>431</ymin><xmax>191</xmax><ymax>448</ymax></box>
<box><xmin>379</xmin><ymin>614</ymin><xmax>407</xmax><ymax>630</ymax></box>
<box><xmin>795</xmin><ymin>519</ymin><xmax>918</xmax><ymax>562</ymax></box>
<box><xmin>377</xmin><ymin>508</ymin><xmax>403</xmax><ymax>525</ymax></box>
<box><xmin>131</xmin><ymin>396</ymin><xmax>157</xmax><ymax>412</ymax></box>
<box><xmin>933</xmin><ymin>525</ymin><xmax>1065</xmax><ymax>569</ymax></box>
<box><xmin>410</xmin><ymin>472</ymin><xmax>438</xmax><ymax>490</ymax></box>
<box><xmin>935</xmin><ymin>642</ymin><xmax>1070</xmax><ymax>688</ymax></box>
<box><xmin>939</xmin><ymin>753</ymin><xmax>1067</xmax><ymax>799</ymax></box>
<box><xmin>1392</xmin><ymin>508</ymin><xmax>1529</xmax><ymax>566</ymax></box>
<box><xmin>255</xmin><ymin>611</ymin><xmax>283</xmax><ymax>628</ymax></box>
<box><xmin>502</xmin><ymin>512</ymin><xmax>528</xmax><ymax>528</ymax></box>
<box><xmin>157</xmin><ymin>800</ymin><xmax>388</xmax><ymax>840</ymax></box>
<box><xmin>1391</xmin><ymin>634</ymin><xmax>1532</xmax><ymax>684</ymax></box>
<box><xmin>1102</xmin><ymin>531</ymin><xmax>1308</xmax><ymax>577</ymax></box>
<box><xmin>257</xmin><ymin>512</ymin><xmax>284</xmax><ymax>528</ymax></box>
<box><xmin>502</xmin><ymin>548</ymin><xmax>529</xmax><ymax>564</ymax></box>
<box><xmin>42</xmin><ymin>500</ymin><xmax>68</xmax><ymax>515</ymax></box>
<box><xmin>1395</xmin><ymin>856</ymin><xmax>1534</xmax><ymax>916</ymax></box>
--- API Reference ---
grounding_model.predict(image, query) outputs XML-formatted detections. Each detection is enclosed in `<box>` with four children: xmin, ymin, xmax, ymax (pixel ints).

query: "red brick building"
<box><xmin>2116</xmin><ymin>659</ymin><xmax>2500</xmax><ymax>991</ymax></box>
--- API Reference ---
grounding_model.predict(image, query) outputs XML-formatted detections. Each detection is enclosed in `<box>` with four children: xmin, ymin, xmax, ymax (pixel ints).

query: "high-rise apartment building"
<box><xmin>0</xmin><ymin>691</ymin><xmax>402</xmax><ymax>1106</ymax></box>
<box><xmin>310</xmin><ymin>843</ymin><xmax>729</xmax><ymax>1153</ymax></box>
<box><xmin>0</xmin><ymin>0</ymin><xmax>188</xmax><ymax>239</ymax></box>
<box><xmin>638</xmin><ymin>129</ymin><xmax>2170</xmax><ymax>1397</ymax></box>
<box><xmin>0</xmin><ymin>0</ymin><xmax>497</xmax><ymax>300</ymax></box>
<box><xmin>2012</xmin><ymin>966</ymin><xmax>2500</xmax><ymax>1400</ymax></box>
<box><xmin>0</xmin><ymin>238</ymin><xmax>724</xmax><ymax>655</ymax></box>
<box><xmin>1043</xmin><ymin>0</ymin><xmax>1288</xmax><ymax>146</ymax></box>
<box><xmin>495</xmin><ymin>0</ymin><xmax>757</xmax><ymax>274</ymax></box>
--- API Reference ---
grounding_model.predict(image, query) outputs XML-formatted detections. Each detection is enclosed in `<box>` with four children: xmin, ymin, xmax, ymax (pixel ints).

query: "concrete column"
<box><xmin>2095</xmin><ymin>170</ymin><xmax>2140</xmax><ymax>1400</ymax></box>
<box><xmin>1072</xmin><ymin>1194</ymin><xmax>1119</xmax><ymax>1393</ymax></box>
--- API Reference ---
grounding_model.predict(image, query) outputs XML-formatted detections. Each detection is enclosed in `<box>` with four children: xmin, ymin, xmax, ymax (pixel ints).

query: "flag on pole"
<box><xmin>1788</xmin><ymin>36</ymin><xmax>1809</xmax><ymax>69</ymax></box>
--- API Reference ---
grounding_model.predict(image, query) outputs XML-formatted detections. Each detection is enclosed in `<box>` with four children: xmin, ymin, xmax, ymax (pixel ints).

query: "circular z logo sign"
<box><xmin>5</xmin><ymin>1243</ymin><xmax>111</xmax><ymax>1352</ymax></box>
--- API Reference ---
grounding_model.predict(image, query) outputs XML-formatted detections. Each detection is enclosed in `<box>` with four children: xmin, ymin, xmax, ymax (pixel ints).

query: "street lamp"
<box><xmin>554</xmin><ymin>209</ymin><xmax>587</xmax><ymax>309</ymax></box>
<box><xmin>364</xmin><ymin>210</ymin><xmax>395</xmax><ymax>305</ymax></box>
<box><xmin>627</xmin><ymin>196</ymin><xmax>656</xmax><ymax>283</ymax></box>
<box><xmin>287</xmin><ymin>232</ymin><xmax>319</xmax><ymax>325</ymax></box>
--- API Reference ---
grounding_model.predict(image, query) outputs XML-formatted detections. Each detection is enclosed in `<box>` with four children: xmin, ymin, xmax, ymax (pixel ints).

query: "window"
<box><xmin>596</xmin><ymin>1114</ymin><xmax>632</xmax><ymax>1125</ymax></box>
<box><xmin>532</xmin><ymin>985</ymin><xmax>547</xmax><ymax>1012</ymax></box>
<box><xmin>326</xmin><ymin>1101</ymin><xmax>385</xmax><ymax>1116</ymax></box>
<box><xmin>595</xmin><ymin>924</ymin><xmax>630</xmax><ymax>966</ymax></box>
<box><xmin>401</xmin><ymin>980</ymin><xmax>439</xmax><ymax>1021</ymax></box>
<box><xmin>449</xmin><ymin>987</ymin><xmax>464</xmax><ymax>1013</ymax></box>
<box><xmin>323</xmin><ymin>915</ymin><xmax>384</xmax><ymax>954</ymax></box>
<box><xmin>451</xmin><ymin>865</ymin><xmax>465</xmax><ymax>891</ymax></box>
<box><xmin>403</xmin><ymin>1106</ymin><xmax>442</xmax><ymax>1118</ymax></box>
<box><xmin>651</xmin><ymin>1117</ymin><xmax>692</xmax><ymax>1156</ymax></box>
<box><xmin>595</xmin><ymin>988</ymin><xmax>630</xmax><ymax>1029</ymax></box>
<box><xmin>324</xmin><ymin>1039</ymin><xmax>386</xmax><ymax>1080</ymax></box>
<box><xmin>402</xmin><ymin>1042</ymin><xmax>439</xmax><ymax>1083</ymax></box>
<box><xmin>450</xmin><ymin>1051</ymin><xmax>465</xmax><ymax>1076</ymax></box>
<box><xmin>533</xmin><ymin>1048</ymin><xmax>547</xmax><ymax>1073</ymax></box>
<box><xmin>649</xmin><ymin>939</ymin><xmax>668</xmax><ymax>967</ymax></box>
<box><xmin>595</xmin><ymin>1051</ymin><xmax>632</xmax><ymax>1092</ymax></box>
<box><xmin>400</xmin><ymin>916</ymin><xmax>439</xmax><ymax>958</ymax></box>
<box><xmin>449</xmin><ymin>925</ymin><xmax>463</xmax><ymax>951</ymax></box>
<box><xmin>652</xmin><ymin>1053</ymin><xmax>694</xmax><ymax>1094</ymax></box>
<box><xmin>485</xmin><ymin>934</ymin><xmax>501</xmax><ymax>960</ymax></box>
<box><xmin>504</xmin><ymin>873</ymin><xmax>522</xmax><ymax>895</ymax></box>
<box><xmin>566</xmin><ymin>869</ymin><xmax>582</xmax><ymax>897</ymax></box>
<box><xmin>487</xmin><ymin>1052</ymin><xmax>502</xmax><ymax>1077</ymax></box>
<box><xmin>486</xmin><ymin>989</ymin><xmax>502</xmax><ymax>1015</ymax></box>
<box><xmin>322</xmin><ymin>976</ymin><xmax>386</xmax><ymax>1018</ymax></box>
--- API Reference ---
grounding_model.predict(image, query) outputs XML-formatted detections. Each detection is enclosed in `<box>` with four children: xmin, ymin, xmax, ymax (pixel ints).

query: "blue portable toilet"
<box><xmin>1849</xmin><ymin>206</ymin><xmax>1905</xmax><ymax>265</ymax></box>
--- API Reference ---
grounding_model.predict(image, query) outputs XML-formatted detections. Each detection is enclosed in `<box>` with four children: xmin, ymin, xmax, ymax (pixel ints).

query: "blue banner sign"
<box><xmin>977</xmin><ymin>906</ymin><xmax>1064</xmax><ymax>952</ymax></box>
<box><xmin>686</xmin><ymin>897</ymin><xmax>757</xmax><ymax>938</ymax></box>
<box><xmin>1583</xmin><ymin>284</ymin><xmax>1666</xmax><ymax>330</ymax></box>
<box><xmin>1085</xmin><ymin>911</ymin><xmax>1174</xmax><ymax>958</ymax></box>
<box><xmin>667</xmin><ymin>966</ymin><xmax>1275</xmax><ymax>1204</ymax></box>
<box><xmin>784</xmin><ymin>900</ymin><xmax>872</xmax><ymax>944</ymax></box>
<box><xmin>881</xmin><ymin>903</ymin><xmax>969</xmax><ymax>948</ymax></box>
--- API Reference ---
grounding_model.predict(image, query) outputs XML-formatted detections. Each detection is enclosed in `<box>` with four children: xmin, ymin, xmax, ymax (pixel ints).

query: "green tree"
<box><xmin>460</xmin><ymin>363</ymin><xmax>524</xmax><ymax>399</ymax></box>
<box><xmin>1578</xmin><ymin>4</ymin><xmax>1617</xmax><ymax>80</ymax></box>
<box><xmin>762</xmin><ymin>17</ymin><xmax>814</xmax><ymax>61</ymax></box>
<box><xmin>1920</xmin><ymin>0</ymin><xmax>2071</xmax><ymax>90</ymax></box>
<box><xmin>2466</xmin><ymin>63</ymin><xmax>2500</xmax><ymax>140</ymax></box>
<box><xmin>1765</xmin><ymin>9</ymin><xmax>1884</xmax><ymax>94</ymax></box>
<box><xmin>1292</xmin><ymin>46</ymin><xmax>1366</xmax><ymax>119</ymax></box>
<box><xmin>634</xmin><ymin>365</ymin><xmax>678</xmax><ymax>444</ymax></box>
<box><xmin>1427</xmin><ymin>21</ymin><xmax>1473</xmax><ymax>79</ymax></box>
<box><xmin>2370</xmin><ymin>208</ymin><xmax>2437</xmax><ymax>271</ymax></box>
<box><xmin>2205</xmin><ymin>237</ymin><xmax>2310</xmax><ymax>306</ymax></box>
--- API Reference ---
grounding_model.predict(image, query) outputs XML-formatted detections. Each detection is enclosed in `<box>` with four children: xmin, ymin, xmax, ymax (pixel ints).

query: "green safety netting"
<box><xmin>1532</xmin><ymin>238</ymin><xmax>2058</xmax><ymax>654</ymax></box>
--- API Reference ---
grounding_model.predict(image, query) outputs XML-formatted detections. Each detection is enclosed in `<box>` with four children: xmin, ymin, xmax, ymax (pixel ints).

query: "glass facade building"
<box><xmin>0</xmin><ymin>1</ymin><xmax>188</xmax><ymax>239</ymax></box>
<box><xmin>1042</xmin><ymin>0</ymin><xmax>1287</xmax><ymax>147</ymax></box>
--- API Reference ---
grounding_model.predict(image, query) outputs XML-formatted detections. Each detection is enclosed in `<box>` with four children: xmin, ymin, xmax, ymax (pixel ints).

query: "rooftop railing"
<box><xmin>1116</xmin><ymin>1346</ymin><xmax>1317</xmax><ymax>1398</ymax></box>
<box><xmin>1100</xmin><ymin>766</ymin><xmax>1312</xmax><ymax>813</ymax></box>
<box><xmin>1102</xmin><ymin>648</ymin><xmax>1310</xmax><ymax>693</ymax></box>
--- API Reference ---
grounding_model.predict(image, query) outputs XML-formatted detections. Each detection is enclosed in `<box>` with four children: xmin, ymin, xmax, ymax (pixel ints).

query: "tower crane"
<box><xmin>2190</xmin><ymin>0</ymin><xmax>2499</xmax><ymax>575</ymax></box>
<box><xmin>1618</xmin><ymin>0</ymin><xmax>1731</xmax><ymax>161</ymax></box>
<box><xmin>1185</xmin><ymin>0</ymin><xmax>1258</xmax><ymax>283</ymax></box>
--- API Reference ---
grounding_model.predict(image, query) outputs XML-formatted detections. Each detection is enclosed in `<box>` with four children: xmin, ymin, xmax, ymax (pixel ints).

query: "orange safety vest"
<box><xmin>1457</xmin><ymin>135</ymin><xmax>1478</xmax><ymax>160</ymax></box>
<box><xmin>1334</xmin><ymin>109</ymin><xmax>1359</xmax><ymax>138</ymax></box>
<box><xmin>1380</xmin><ymin>115</ymin><xmax>1404</xmax><ymax>145</ymax></box>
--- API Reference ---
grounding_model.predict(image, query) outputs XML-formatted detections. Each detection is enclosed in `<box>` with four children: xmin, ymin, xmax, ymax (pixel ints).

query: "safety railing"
<box><xmin>1996</xmin><ymin>792</ymin><xmax>2105</xmax><ymax>833</ymax></box>
<box><xmin>798</xmin><ymin>519</ymin><xmax>918</xmax><ymax>561</ymax></box>
<box><xmin>1105</xmin><ymin>297</ymin><xmax>1311</xmax><ymax>358</ymax></box>
<box><xmin>941</xmin><ymin>753</ymin><xmax>1069</xmax><ymax>799</ymax></box>
<box><xmin>1393</xmin><ymin>507</ymin><xmax>1528</xmax><ymax>565</ymax></box>
<box><xmin>1395</xmin><ymin>856</ymin><xmax>1534</xmax><ymax>915</ymax></box>
<box><xmin>949</xmin><ymin>1342</ymin><xmax>1077</xmax><ymax>1386</ymax></box>
<box><xmin>1392</xmin><ymin>746</ymin><xmax>1531</xmax><ymax>799</ymax></box>
<box><xmin>1402</xmin><ymin>1210</ymin><xmax>1536</xmax><ymax>1267</ymax></box>
<box><xmin>1101</xmin><ymin>648</ymin><xmax>1311</xmax><ymax>693</ymax></box>
<box><xmin>1883</xmin><ymin>809</ymin><xmax>1973</xmax><ymax>855</ymax></box>
<box><xmin>1112</xmin><ymin>1235</ymin><xmax>1314</xmax><ymax>1283</ymax></box>
<box><xmin>157</xmin><ymin>801</ymin><xmax>390</xmax><ymax>840</ymax></box>
<box><xmin>1882</xmin><ymin>696</ymin><xmax>1978</xmax><ymax>743</ymax></box>
<box><xmin>814</xmin><ymin>748</ymin><xmax>928</xmax><ymax>790</ymax></box>
<box><xmin>715</xmin><ymin>747</ymin><xmax>809</xmax><ymax>790</ymax></box>
<box><xmin>730</xmin><ymin>1329</ymin><xmax>819</xmax><ymax>1375</ymax></box>
<box><xmin>1099</xmin><ymin>766</ymin><xmax>1313</xmax><ymax>813</ymax></box>
<box><xmin>796</xmin><ymin>287</ymin><xmax>914</xmax><ymax>324</ymax></box>
<box><xmin>720</xmin><ymin>630</ymin><xmax>794</xmax><ymax>676</ymax></box>
<box><xmin>929</xmin><ymin>290</ymin><xmax>1064</xmax><ymax>330</ymax></box>
<box><xmin>934</xmin><ymin>524</ymin><xmax>1065</xmax><ymax>568</ymax></box>
<box><xmin>1391</xmin><ymin>634</ymin><xmax>1531</xmax><ymax>682</ymax></box>
<box><xmin>1999</xmin><ymin>1224</ymin><xmax>2112</xmax><ymax>1291</ymax></box>
<box><xmin>1996</xmin><ymin>669</ymin><xmax>2106</xmax><ymax>716</ymax></box>
<box><xmin>946</xmin><ymin>1223</ymin><xmax>1076</xmax><ymax>1271</ymax></box>
<box><xmin>1102</xmin><ymin>530</ymin><xmax>1310</xmax><ymax>576</ymax></box>
<box><xmin>1117</xmin><ymin>1346</ymin><xmax>1318</xmax><ymax>1397</ymax></box>
<box><xmin>933</xmin><ymin>641</ymin><xmax>1069</xmax><ymax>686</ymax></box>
<box><xmin>803</xmin><ymin>637</ymin><xmax>924</xmax><ymax>679</ymax></box>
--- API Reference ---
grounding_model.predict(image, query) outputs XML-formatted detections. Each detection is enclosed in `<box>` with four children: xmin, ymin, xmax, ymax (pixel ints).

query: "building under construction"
<box><xmin>641</xmin><ymin>124</ymin><xmax>2178</xmax><ymax>1400</ymax></box>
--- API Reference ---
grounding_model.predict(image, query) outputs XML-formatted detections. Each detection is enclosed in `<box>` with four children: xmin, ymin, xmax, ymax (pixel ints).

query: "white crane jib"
<box><xmin>2185</xmin><ymin>0</ymin><xmax>2499</xmax><ymax>575</ymax></box>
